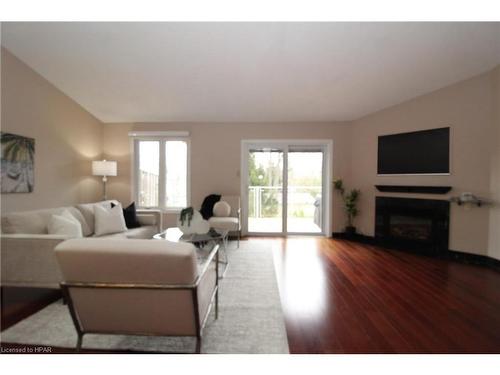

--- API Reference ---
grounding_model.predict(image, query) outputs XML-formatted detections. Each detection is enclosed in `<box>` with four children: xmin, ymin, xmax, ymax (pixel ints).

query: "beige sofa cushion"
<box><xmin>2</xmin><ymin>211</ymin><xmax>47</xmax><ymax>234</ymax></box>
<box><xmin>95</xmin><ymin>225</ymin><xmax>158</xmax><ymax>239</ymax></box>
<box><xmin>1</xmin><ymin>206</ymin><xmax>89</xmax><ymax>235</ymax></box>
<box><xmin>55</xmin><ymin>238</ymin><xmax>198</xmax><ymax>285</ymax></box>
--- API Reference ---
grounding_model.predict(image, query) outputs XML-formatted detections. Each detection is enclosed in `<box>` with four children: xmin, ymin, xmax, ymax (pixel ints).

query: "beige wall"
<box><xmin>488</xmin><ymin>66</ymin><xmax>500</xmax><ymax>260</ymax></box>
<box><xmin>351</xmin><ymin>70</ymin><xmax>497</xmax><ymax>255</ymax></box>
<box><xmin>103</xmin><ymin>122</ymin><xmax>352</xmax><ymax>231</ymax></box>
<box><xmin>103</xmin><ymin>69</ymin><xmax>499</xmax><ymax>253</ymax></box>
<box><xmin>1</xmin><ymin>48</ymin><xmax>103</xmax><ymax>213</ymax></box>
<box><xmin>4</xmin><ymin>43</ymin><xmax>497</xmax><ymax>257</ymax></box>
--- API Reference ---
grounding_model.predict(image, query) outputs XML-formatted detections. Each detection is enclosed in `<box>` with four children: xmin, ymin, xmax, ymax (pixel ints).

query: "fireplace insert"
<box><xmin>375</xmin><ymin>197</ymin><xmax>450</xmax><ymax>254</ymax></box>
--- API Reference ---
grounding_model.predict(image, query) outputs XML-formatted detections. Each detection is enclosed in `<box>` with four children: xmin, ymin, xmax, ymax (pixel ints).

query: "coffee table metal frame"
<box><xmin>153</xmin><ymin>227</ymin><xmax>229</xmax><ymax>277</ymax></box>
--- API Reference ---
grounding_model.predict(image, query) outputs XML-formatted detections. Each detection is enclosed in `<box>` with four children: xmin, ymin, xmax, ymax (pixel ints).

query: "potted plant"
<box><xmin>333</xmin><ymin>179</ymin><xmax>361</xmax><ymax>236</ymax></box>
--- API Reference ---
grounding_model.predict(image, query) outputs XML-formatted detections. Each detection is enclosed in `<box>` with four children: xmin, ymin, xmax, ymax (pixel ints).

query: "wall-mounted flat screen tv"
<box><xmin>377</xmin><ymin>127</ymin><xmax>450</xmax><ymax>175</ymax></box>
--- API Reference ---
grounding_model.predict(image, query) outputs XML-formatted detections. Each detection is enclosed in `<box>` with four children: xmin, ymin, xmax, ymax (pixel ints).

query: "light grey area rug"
<box><xmin>1</xmin><ymin>241</ymin><xmax>289</xmax><ymax>353</ymax></box>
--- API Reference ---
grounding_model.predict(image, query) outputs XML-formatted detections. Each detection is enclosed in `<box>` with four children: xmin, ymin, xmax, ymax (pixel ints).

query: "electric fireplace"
<box><xmin>375</xmin><ymin>197</ymin><xmax>450</xmax><ymax>253</ymax></box>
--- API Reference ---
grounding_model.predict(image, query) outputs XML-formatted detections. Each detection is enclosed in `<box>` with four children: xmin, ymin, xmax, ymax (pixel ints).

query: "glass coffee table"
<box><xmin>154</xmin><ymin>227</ymin><xmax>229</xmax><ymax>277</ymax></box>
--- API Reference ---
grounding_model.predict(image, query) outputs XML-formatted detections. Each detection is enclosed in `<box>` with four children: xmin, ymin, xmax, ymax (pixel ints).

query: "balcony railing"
<box><xmin>248</xmin><ymin>185</ymin><xmax>322</xmax><ymax>219</ymax></box>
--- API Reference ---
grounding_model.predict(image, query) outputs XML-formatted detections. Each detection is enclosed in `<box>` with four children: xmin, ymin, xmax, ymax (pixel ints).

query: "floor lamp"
<box><xmin>92</xmin><ymin>160</ymin><xmax>117</xmax><ymax>201</ymax></box>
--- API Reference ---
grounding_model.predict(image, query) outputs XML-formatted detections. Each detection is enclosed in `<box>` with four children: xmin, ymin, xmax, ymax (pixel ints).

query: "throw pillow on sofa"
<box><xmin>213</xmin><ymin>201</ymin><xmax>231</xmax><ymax>217</ymax></box>
<box><xmin>48</xmin><ymin>210</ymin><xmax>83</xmax><ymax>238</ymax></box>
<box><xmin>76</xmin><ymin>200</ymin><xmax>120</xmax><ymax>235</ymax></box>
<box><xmin>65</xmin><ymin>207</ymin><xmax>92</xmax><ymax>237</ymax></box>
<box><xmin>111</xmin><ymin>201</ymin><xmax>141</xmax><ymax>229</ymax></box>
<box><xmin>94</xmin><ymin>203</ymin><xmax>128</xmax><ymax>236</ymax></box>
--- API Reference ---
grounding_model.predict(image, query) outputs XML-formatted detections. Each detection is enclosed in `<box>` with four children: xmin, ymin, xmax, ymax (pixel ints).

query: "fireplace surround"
<box><xmin>375</xmin><ymin>197</ymin><xmax>450</xmax><ymax>254</ymax></box>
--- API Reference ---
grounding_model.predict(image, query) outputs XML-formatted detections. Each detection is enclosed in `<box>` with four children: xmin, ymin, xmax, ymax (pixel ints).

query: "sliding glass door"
<box><xmin>287</xmin><ymin>148</ymin><xmax>323</xmax><ymax>233</ymax></box>
<box><xmin>247</xmin><ymin>148</ymin><xmax>284</xmax><ymax>233</ymax></box>
<box><xmin>243</xmin><ymin>141</ymin><xmax>330</xmax><ymax>236</ymax></box>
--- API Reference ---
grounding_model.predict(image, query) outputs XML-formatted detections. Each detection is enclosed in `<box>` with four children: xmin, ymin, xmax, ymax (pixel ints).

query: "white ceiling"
<box><xmin>2</xmin><ymin>22</ymin><xmax>500</xmax><ymax>123</ymax></box>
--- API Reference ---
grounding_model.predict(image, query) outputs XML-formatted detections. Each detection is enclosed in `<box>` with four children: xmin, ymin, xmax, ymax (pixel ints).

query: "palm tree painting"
<box><xmin>1</xmin><ymin>132</ymin><xmax>35</xmax><ymax>193</ymax></box>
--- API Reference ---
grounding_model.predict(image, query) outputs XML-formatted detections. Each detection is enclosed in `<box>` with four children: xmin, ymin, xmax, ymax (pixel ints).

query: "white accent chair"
<box><xmin>55</xmin><ymin>238</ymin><xmax>219</xmax><ymax>353</ymax></box>
<box><xmin>208</xmin><ymin>195</ymin><xmax>241</xmax><ymax>247</ymax></box>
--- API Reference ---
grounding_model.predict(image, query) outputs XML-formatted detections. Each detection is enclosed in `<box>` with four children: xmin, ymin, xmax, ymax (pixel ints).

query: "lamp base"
<box><xmin>102</xmin><ymin>177</ymin><xmax>107</xmax><ymax>201</ymax></box>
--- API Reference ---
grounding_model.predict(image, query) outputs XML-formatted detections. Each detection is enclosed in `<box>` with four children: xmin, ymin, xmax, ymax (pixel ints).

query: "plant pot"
<box><xmin>345</xmin><ymin>226</ymin><xmax>357</xmax><ymax>236</ymax></box>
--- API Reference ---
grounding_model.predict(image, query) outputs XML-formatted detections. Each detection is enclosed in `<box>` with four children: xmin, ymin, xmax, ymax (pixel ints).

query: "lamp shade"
<box><xmin>92</xmin><ymin>160</ymin><xmax>117</xmax><ymax>177</ymax></box>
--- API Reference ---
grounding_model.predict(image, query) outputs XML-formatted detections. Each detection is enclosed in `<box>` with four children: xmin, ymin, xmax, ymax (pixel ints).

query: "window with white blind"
<box><xmin>132</xmin><ymin>135</ymin><xmax>190</xmax><ymax>211</ymax></box>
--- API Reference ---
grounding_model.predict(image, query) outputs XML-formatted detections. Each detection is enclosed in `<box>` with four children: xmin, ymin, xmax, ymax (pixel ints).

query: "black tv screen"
<box><xmin>377</xmin><ymin>127</ymin><xmax>450</xmax><ymax>175</ymax></box>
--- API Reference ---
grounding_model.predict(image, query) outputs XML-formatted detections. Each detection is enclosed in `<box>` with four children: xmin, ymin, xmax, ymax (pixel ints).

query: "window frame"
<box><xmin>132</xmin><ymin>136</ymin><xmax>191</xmax><ymax>212</ymax></box>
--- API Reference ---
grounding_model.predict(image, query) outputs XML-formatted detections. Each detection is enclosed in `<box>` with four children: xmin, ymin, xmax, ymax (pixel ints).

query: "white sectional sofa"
<box><xmin>0</xmin><ymin>200</ymin><xmax>162</xmax><ymax>288</ymax></box>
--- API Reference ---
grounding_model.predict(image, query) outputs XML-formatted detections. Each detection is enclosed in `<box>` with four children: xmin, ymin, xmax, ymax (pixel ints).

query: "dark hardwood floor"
<box><xmin>1</xmin><ymin>237</ymin><xmax>500</xmax><ymax>353</ymax></box>
<box><xmin>1</xmin><ymin>287</ymin><xmax>61</xmax><ymax>331</ymax></box>
<box><xmin>271</xmin><ymin>237</ymin><xmax>500</xmax><ymax>353</ymax></box>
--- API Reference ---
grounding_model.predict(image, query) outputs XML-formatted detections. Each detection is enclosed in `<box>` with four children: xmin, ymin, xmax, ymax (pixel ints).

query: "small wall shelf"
<box><xmin>449</xmin><ymin>195</ymin><xmax>491</xmax><ymax>207</ymax></box>
<box><xmin>375</xmin><ymin>185</ymin><xmax>452</xmax><ymax>194</ymax></box>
